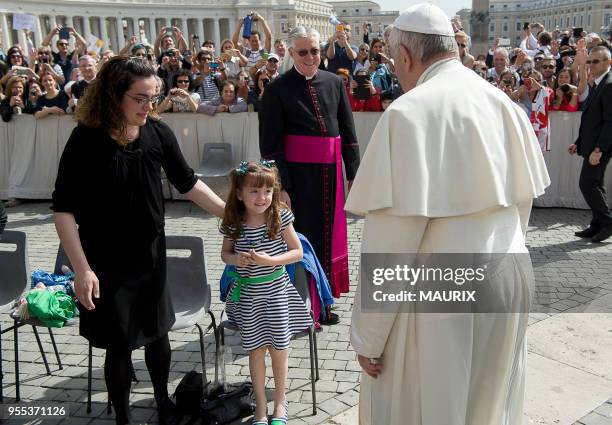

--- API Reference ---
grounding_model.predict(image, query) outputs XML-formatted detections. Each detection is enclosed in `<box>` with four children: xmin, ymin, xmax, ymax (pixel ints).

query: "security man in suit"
<box><xmin>569</xmin><ymin>46</ymin><xmax>612</xmax><ymax>242</ymax></box>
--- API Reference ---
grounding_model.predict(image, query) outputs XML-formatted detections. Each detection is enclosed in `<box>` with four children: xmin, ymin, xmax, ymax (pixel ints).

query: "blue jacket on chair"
<box><xmin>219</xmin><ymin>233</ymin><xmax>334</xmax><ymax>319</ymax></box>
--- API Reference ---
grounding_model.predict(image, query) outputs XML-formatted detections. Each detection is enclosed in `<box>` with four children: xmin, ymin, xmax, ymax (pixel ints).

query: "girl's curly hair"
<box><xmin>75</xmin><ymin>56</ymin><xmax>157</xmax><ymax>146</ymax></box>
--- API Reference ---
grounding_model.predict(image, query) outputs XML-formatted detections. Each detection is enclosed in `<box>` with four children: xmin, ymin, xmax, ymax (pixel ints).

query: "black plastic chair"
<box><xmin>218</xmin><ymin>263</ymin><xmax>319</xmax><ymax>415</ymax></box>
<box><xmin>54</xmin><ymin>235</ymin><xmax>219</xmax><ymax>414</ymax></box>
<box><xmin>0</xmin><ymin>230</ymin><xmax>62</xmax><ymax>402</ymax></box>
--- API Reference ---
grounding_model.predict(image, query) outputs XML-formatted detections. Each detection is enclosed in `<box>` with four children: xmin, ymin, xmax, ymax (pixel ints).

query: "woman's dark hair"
<box><xmin>75</xmin><ymin>56</ymin><xmax>157</xmax><ymax>147</ymax></box>
<box><xmin>253</xmin><ymin>70</ymin><xmax>269</xmax><ymax>94</ymax></box>
<box><xmin>220</xmin><ymin>80</ymin><xmax>237</xmax><ymax>96</ymax></box>
<box><xmin>554</xmin><ymin>68</ymin><xmax>575</xmax><ymax>89</ymax></box>
<box><xmin>538</xmin><ymin>31</ymin><xmax>552</xmax><ymax>46</ymax></box>
<box><xmin>172</xmin><ymin>68</ymin><xmax>194</xmax><ymax>91</ymax></box>
<box><xmin>369</xmin><ymin>37</ymin><xmax>385</xmax><ymax>52</ymax></box>
<box><xmin>7</xmin><ymin>46</ymin><xmax>25</xmax><ymax>66</ymax></box>
<box><xmin>130</xmin><ymin>43</ymin><xmax>149</xmax><ymax>55</ymax></box>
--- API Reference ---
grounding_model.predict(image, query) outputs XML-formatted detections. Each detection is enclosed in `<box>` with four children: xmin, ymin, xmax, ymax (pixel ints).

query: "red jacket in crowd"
<box><xmin>346</xmin><ymin>87</ymin><xmax>382</xmax><ymax>112</ymax></box>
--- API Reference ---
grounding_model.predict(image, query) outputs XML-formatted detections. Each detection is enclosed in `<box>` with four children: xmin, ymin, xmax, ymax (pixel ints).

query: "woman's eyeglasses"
<box><xmin>10</xmin><ymin>54</ymin><xmax>22</xmax><ymax>59</ymax></box>
<box><xmin>296</xmin><ymin>48</ymin><xmax>320</xmax><ymax>57</ymax></box>
<box><xmin>360</xmin><ymin>48</ymin><xmax>369</xmax><ymax>52</ymax></box>
<box><xmin>176</xmin><ymin>79</ymin><xmax>190</xmax><ymax>84</ymax></box>
<box><xmin>458</xmin><ymin>43</ymin><xmax>467</xmax><ymax>48</ymax></box>
<box><xmin>125</xmin><ymin>93</ymin><xmax>160</xmax><ymax>105</ymax></box>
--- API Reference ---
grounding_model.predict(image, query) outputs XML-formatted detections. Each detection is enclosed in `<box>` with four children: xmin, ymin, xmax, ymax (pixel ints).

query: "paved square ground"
<box><xmin>1</xmin><ymin>202</ymin><xmax>611</xmax><ymax>424</ymax></box>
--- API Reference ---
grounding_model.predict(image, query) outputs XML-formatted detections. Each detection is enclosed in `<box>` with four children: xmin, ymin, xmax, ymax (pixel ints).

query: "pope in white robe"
<box><xmin>345</xmin><ymin>4</ymin><xmax>550</xmax><ymax>425</ymax></box>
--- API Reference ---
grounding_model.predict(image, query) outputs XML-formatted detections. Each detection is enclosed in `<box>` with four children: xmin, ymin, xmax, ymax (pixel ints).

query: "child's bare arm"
<box><xmin>221</xmin><ymin>237</ymin><xmax>253</xmax><ymax>267</ymax></box>
<box><xmin>249</xmin><ymin>223</ymin><xmax>303</xmax><ymax>266</ymax></box>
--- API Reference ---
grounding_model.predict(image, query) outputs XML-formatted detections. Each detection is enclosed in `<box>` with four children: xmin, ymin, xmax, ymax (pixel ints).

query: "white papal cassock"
<box><xmin>345</xmin><ymin>58</ymin><xmax>550</xmax><ymax>425</ymax></box>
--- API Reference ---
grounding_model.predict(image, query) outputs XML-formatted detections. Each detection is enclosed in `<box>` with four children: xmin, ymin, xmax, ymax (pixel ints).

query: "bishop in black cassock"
<box><xmin>259</xmin><ymin>45</ymin><xmax>360</xmax><ymax>302</ymax></box>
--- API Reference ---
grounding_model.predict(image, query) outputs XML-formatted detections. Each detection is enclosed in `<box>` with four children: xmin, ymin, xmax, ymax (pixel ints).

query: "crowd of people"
<box><xmin>3</xmin><ymin>12</ymin><xmax>608</xmax><ymax>130</ymax></box>
<box><xmin>465</xmin><ymin>22</ymin><xmax>612</xmax><ymax>151</ymax></box>
<box><xmin>0</xmin><ymin>12</ymin><xmax>409</xmax><ymax>124</ymax></box>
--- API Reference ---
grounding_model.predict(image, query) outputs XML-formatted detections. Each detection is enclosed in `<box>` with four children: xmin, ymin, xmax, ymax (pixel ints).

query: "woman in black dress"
<box><xmin>52</xmin><ymin>57</ymin><xmax>225</xmax><ymax>425</ymax></box>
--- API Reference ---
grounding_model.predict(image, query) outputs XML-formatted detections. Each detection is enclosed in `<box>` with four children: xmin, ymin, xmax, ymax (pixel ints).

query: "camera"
<box><xmin>209</xmin><ymin>62</ymin><xmax>219</xmax><ymax>69</ymax></box>
<box><xmin>372</xmin><ymin>53</ymin><xmax>382</xmax><ymax>63</ymax></box>
<box><xmin>14</xmin><ymin>67</ymin><xmax>29</xmax><ymax>76</ymax></box>
<box><xmin>560</xmin><ymin>84</ymin><xmax>571</xmax><ymax>94</ymax></box>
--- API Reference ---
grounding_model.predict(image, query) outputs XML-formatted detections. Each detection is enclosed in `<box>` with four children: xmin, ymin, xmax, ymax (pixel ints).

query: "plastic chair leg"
<box><xmin>0</xmin><ymin>322</ymin><xmax>3</xmax><ymax>403</ymax></box>
<box><xmin>308</xmin><ymin>327</ymin><xmax>317</xmax><ymax>415</ymax></box>
<box><xmin>130</xmin><ymin>361</ymin><xmax>138</xmax><ymax>382</ymax></box>
<box><xmin>47</xmin><ymin>328</ymin><xmax>62</xmax><ymax>369</ymax></box>
<box><xmin>87</xmin><ymin>344</ymin><xmax>92</xmax><ymax>413</ymax></box>
<box><xmin>14</xmin><ymin>324</ymin><xmax>20</xmax><ymax>402</ymax></box>
<box><xmin>313</xmin><ymin>327</ymin><xmax>319</xmax><ymax>381</ymax></box>
<box><xmin>195</xmin><ymin>323</ymin><xmax>207</xmax><ymax>381</ymax></box>
<box><xmin>208</xmin><ymin>310</ymin><xmax>219</xmax><ymax>383</ymax></box>
<box><xmin>32</xmin><ymin>326</ymin><xmax>51</xmax><ymax>375</ymax></box>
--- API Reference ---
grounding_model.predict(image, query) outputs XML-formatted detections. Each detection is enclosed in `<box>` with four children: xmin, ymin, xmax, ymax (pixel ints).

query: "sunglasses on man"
<box><xmin>295</xmin><ymin>48</ymin><xmax>320</xmax><ymax>57</ymax></box>
<box><xmin>541</xmin><ymin>65</ymin><xmax>555</xmax><ymax>70</ymax></box>
<box><xmin>586</xmin><ymin>59</ymin><xmax>603</xmax><ymax>65</ymax></box>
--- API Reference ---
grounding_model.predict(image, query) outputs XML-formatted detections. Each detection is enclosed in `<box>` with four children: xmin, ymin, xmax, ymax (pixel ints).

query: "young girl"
<box><xmin>221</xmin><ymin>160</ymin><xmax>312</xmax><ymax>425</ymax></box>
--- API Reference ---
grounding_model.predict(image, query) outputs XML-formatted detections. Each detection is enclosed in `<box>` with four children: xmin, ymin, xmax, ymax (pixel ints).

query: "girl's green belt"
<box><xmin>228</xmin><ymin>266</ymin><xmax>286</xmax><ymax>302</ymax></box>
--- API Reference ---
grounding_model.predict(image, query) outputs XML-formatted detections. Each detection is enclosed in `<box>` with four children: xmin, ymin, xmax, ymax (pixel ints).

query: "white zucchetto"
<box><xmin>393</xmin><ymin>3</ymin><xmax>455</xmax><ymax>37</ymax></box>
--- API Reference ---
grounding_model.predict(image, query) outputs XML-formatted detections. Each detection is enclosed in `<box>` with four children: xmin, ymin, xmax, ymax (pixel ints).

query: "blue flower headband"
<box><xmin>235</xmin><ymin>159</ymin><xmax>276</xmax><ymax>175</ymax></box>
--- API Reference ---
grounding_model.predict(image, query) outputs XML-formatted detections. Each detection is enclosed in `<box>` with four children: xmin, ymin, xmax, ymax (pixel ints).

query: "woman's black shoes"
<box><xmin>157</xmin><ymin>396</ymin><xmax>181</xmax><ymax>425</ymax></box>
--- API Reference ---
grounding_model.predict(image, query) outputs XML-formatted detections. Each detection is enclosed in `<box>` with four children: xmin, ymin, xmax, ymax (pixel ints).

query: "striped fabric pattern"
<box><xmin>223</xmin><ymin>209</ymin><xmax>313</xmax><ymax>351</ymax></box>
<box><xmin>196</xmin><ymin>74</ymin><xmax>220</xmax><ymax>102</ymax></box>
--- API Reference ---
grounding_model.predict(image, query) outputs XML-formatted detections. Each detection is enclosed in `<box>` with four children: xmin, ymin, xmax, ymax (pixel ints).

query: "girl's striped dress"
<box><xmin>223</xmin><ymin>209</ymin><xmax>313</xmax><ymax>351</ymax></box>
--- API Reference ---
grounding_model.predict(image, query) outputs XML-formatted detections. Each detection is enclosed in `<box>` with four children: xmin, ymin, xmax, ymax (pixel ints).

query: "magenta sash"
<box><xmin>285</xmin><ymin>135</ymin><xmax>349</xmax><ymax>297</ymax></box>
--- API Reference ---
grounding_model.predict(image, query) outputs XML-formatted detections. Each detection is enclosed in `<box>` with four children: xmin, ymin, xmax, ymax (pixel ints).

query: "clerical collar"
<box><xmin>292</xmin><ymin>66</ymin><xmax>317</xmax><ymax>80</ymax></box>
<box><xmin>416</xmin><ymin>57</ymin><xmax>457</xmax><ymax>87</ymax></box>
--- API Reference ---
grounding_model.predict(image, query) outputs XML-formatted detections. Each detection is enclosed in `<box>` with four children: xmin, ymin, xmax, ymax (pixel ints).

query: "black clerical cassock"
<box><xmin>259</xmin><ymin>67</ymin><xmax>360</xmax><ymax>299</ymax></box>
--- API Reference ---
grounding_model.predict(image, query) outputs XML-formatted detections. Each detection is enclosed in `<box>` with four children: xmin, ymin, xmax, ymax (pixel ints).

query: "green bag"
<box><xmin>26</xmin><ymin>290</ymin><xmax>76</xmax><ymax>328</ymax></box>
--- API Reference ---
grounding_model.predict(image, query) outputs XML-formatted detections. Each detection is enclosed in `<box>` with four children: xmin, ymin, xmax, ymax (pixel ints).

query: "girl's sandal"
<box><xmin>252</xmin><ymin>420</ymin><xmax>269</xmax><ymax>425</ymax></box>
<box><xmin>270</xmin><ymin>399</ymin><xmax>289</xmax><ymax>425</ymax></box>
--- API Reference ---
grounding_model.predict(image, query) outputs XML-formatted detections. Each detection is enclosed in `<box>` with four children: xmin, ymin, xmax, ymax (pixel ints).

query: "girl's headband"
<box><xmin>235</xmin><ymin>159</ymin><xmax>276</xmax><ymax>176</ymax></box>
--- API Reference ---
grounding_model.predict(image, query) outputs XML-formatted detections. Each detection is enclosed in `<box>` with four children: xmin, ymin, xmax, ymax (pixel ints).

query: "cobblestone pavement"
<box><xmin>1</xmin><ymin>202</ymin><xmax>611</xmax><ymax>425</ymax></box>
